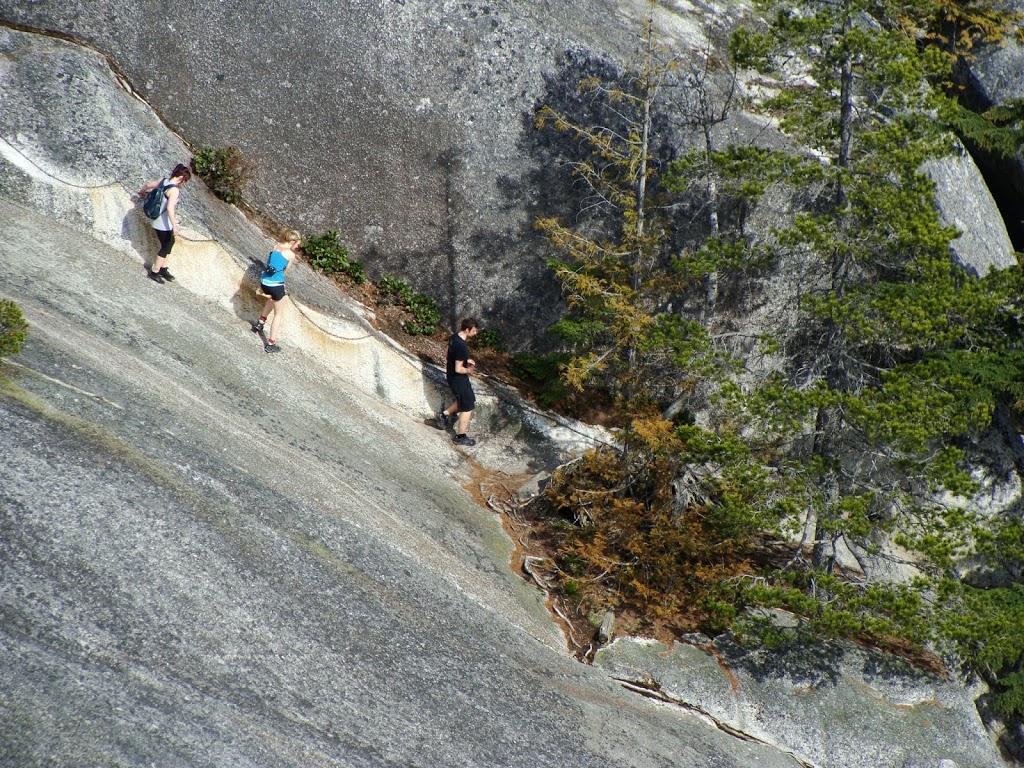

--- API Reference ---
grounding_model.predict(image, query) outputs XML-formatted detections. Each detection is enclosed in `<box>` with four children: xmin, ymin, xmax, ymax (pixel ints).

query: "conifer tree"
<box><xmin>534</xmin><ymin>17</ymin><xmax>723</xmax><ymax>416</ymax></box>
<box><xmin>723</xmin><ymin>0</ymin><xmax>1024</xmax><ymax>707</ymax></box>
<box><xmin>536</xmin><ymin>0</ymin><xmax>1024</xmax><ymax>712</ymax></box>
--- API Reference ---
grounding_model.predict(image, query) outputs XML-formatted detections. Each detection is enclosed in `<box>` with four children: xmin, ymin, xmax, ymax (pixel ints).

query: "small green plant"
<box><xmin>192</xmin><ymin>146</ymin><xmax>255</xmax><ymax>204</ymax></box>
<box><xmin>377</xmin><ymin>274</ymin><xmax>416</xmax><ymax>306</ymax></box>
<box><xmin>404</xmin><ymin>294</ymin><xmax>441</xmax><ymax>336</ymax></box>
<box><xmin>475</xmin><ymin>328</ymin><xmax>504</xmax><ymax>352</ymax></box>
<box><xmin>562</xmin><ymin>579</ymin><xmax>581</xmax><ymax>599</ymax></box>
<box><xmin>0</xmin><ymin>300</ymin><xmax>28</xmax><ymax>359</ymax></box>
<box><xmin>303</xmin><ymin>230</ymin><xmax>366</xmax><ymax>284</ymax></box>
<box><xmin>376</xmin><ymin>274</ymin><xmax>440</xmax><ymax>335</ymax></box>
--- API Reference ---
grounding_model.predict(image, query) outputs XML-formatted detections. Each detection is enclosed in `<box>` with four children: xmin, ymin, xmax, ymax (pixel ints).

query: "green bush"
<box><xmin>377</xmin><ymin>274</ymin><xmax>440</xmax><ymax>335</ymax></box>
<box><xmin>475</xmin><ymin>328</ymin><xmax>504</xmax><ymax>352</ymax></box>
<box><xmin>377</xmin><ymin>274</ymin><xmax>416</xmax><ymax>306</ymax></box>
<box><xmin>404</xmin><ymin>294</ymin><xmax>441</xmax><ymax>336</ymax></box>
<box><xmin>303</xmin><ymin>230</ymin><xmax>366</xmax><ymax>284</ymax></box>
<box><xmin>192</xmin><ymin>146</ymin><xmax>255</xmax><ymax>204</ymax></box>
<box><xmin>0</xmin><ymin>300</ymin><xmax>28</xmax><ymax>359</ymax></box>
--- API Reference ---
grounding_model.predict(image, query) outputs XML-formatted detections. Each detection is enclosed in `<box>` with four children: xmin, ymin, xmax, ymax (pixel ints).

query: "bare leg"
<box><xmin>456</xmin><ymin>410</ymin><xmax>472</xmax><ymax>435</ymax></box>
<box><xmin>267</xmin><ymin>297</ymin><xmax>284</xmax><ymax>341</ymax></box>
<box><xmin>260</xmin><ymin>297</ymin><xmax>275</xmax><ymax>323</ymax></box>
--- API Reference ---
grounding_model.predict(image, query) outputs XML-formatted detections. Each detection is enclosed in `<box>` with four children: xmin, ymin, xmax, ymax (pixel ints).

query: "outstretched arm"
<box><xmin>137</xmin><ymin>178</ymin><xmax>159</xmax><ymax>197</ymax></box>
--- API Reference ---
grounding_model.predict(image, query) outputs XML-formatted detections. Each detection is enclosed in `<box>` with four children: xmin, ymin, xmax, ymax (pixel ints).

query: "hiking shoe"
<box><xmin>252</xmin><ymin>320</ymin><xmax>265</xmax><ymax>333</ymax></box>
<box><xmin>158</xmin><ymin>267</ymin><xmax>176</xmax><ymax>282</ymax></box>
<box><xmin>264</xmin><ymin>342</ymin><xmax>281</xmax><ymax>353</ymax></box>
<box><xmin>436</xmin><ymin>411</ymin><xmax>450</xmax><ymax>430</ymax></box>
<box><xmin>147</xmin><ymin>270</ymin><xmax>165</xmax><ymax>284</ymax></box>
<box><xmin>452</xmin><ymin>434</ymin><xmax>476</xmax><ymax>446</ymax></box>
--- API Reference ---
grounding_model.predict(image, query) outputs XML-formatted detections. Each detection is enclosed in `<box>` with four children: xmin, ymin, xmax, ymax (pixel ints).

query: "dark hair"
<box><xmin>170</xmin><ymin>163</ymin><xmax>192</xmax><ymax>182</ymax></box>
<box><xmin>460</xmin><ymin>317</ymin><xmax>480</xmax><ymax>332</ymax></box>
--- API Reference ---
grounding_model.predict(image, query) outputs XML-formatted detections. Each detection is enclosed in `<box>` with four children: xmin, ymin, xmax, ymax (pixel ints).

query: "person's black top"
<box><xmin>446</xmin><ymin>333</ymin><xmax>470</xmax><ymax>379</ymax></box>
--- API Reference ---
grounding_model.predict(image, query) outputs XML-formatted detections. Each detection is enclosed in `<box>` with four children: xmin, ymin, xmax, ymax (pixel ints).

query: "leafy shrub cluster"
<box><xmin>303</xmin><ymin>230</ymin><xmax>366</xmax><ymax>284</ymax></box>
<box><xmin>296</xmin><ymin>231</ymin><xmax>441</xmax><ymax>336</ymax></box>
<box><xmin>192</xmin><ymin>146</ymin><xmax>255</xmax><ymax>204</ymax></box>
<box><xmin>0</xmin><ymin>300</ymin><xmax>28</xmax><ymax>360</ymax></box>
<box><xmin>474</xmin><ymin>328</ymin><xmax>505</xmax><ymax>352</ymax></box>
<box><xmin>376</xmin><ymin>275</ymin><xmax>441</xmax><ymax>336</ymax></box>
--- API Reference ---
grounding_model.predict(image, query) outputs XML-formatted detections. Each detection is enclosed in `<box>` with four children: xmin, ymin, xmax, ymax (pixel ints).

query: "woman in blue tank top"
<box><xmin>252</xmin><ymin>228</ymin><xmax>301</xmax><ymax>353</ymax></box>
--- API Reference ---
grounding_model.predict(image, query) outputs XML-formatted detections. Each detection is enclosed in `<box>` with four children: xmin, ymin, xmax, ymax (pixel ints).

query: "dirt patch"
<box><xmin>456</xmin><ymin>456</ymin><xmax>601</xmax><ymax>658</ymax></box>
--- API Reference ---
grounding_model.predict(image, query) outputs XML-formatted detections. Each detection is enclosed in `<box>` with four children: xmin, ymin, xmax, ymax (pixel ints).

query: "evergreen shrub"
<box><xmin>510</xmin><ymin>352</ymin><xmax>570</xmax><ymax>408</ymax></box>
<box><xmin>0</xmin><ymin>300</ymin><xmax>28</xmax><ymax>360</ymax></box>
<box><xmin>475</xmin><ymin>328</ymin><xmax>505</xmax><ymax>352</ymax></box>
<box><xmin>376</xmin><ymin>275</ymin><xmax>440</xmax><ymax>335</ymax></box>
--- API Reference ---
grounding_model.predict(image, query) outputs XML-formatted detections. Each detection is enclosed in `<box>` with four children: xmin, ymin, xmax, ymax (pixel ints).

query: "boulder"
<box><xmin>953</xmin><ymin>2</ymin><xmax>1024</xmax><ymax>249</ymax></box>
<box><xmin>596</xmin><ymin>633</ymin><xmax>1005</xmax><ymax>768</ymax></box>
<box><xmin>922</xmin><ymin>147</ymin><xmax>1017</xmax><ymax>276</ymax></box>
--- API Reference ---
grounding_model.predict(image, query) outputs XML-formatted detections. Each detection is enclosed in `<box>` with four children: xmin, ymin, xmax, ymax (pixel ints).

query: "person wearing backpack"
<box><xmin>252</xmin><ymin>228</ymin><xmax>302</xmax><ymax>353</ymax></box>
<box><xmin>137</xmin><ymin>163</ymin><xmax>191</xmax><ymax>284</ymax></box>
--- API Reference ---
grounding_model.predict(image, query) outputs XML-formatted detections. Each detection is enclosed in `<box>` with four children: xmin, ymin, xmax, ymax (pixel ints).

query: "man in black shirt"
<box><xmin>438</xmin><ymin>317</ymin><xmax>480</xmax><ymax>445</ymax></box>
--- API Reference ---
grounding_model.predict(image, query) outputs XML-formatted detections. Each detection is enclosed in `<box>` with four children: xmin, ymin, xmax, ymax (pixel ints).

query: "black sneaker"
<box><xmin>158</xmin><ymin>267</ymin><xmax>176</xmax><ymax>282</ymax></box>
<box><xmin>147</xmin><ymin>270</ymin><xmax>165</xmax><ymax>284</ymax></box>
<box><xmin>264</xmin><ymin>342</ymin><xmax>281</xmax><ymax>353</ymax></box>
<box><xmin>436</xmin><ymin>411</ymin><xmax>450</xmax><ymax>430</ymax></box>
<box><xmin>252</xmin><ymin>320</ymin><xmax>265</xmax><ymax>333</ymax></box>
<box><xmin>452</xmin><ymin>434</ymin><xmax>476</xmax><ymax>446</ymax></box>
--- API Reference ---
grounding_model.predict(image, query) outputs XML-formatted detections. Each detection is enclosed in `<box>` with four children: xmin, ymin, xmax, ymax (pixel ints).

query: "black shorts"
<box><xmin>156</xmin><ymin>228</ymin><xmax>175</xmax><ymax>256</ymax></box>
<box><xmin>447</xmin><ymin>375</ymin><xmax>475</xmax><ymax>412</ymax></box>
<box><xmin>261</xmin><ymin>282</ymin><xmax>286</xmax><ymax>301</ymax></box>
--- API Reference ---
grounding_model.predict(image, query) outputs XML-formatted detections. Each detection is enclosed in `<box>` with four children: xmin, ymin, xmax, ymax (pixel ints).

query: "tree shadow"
<box><xmin>714</xmin><ymin>626</ymin><xmax>930</xmax><ymax>689</ymax></box>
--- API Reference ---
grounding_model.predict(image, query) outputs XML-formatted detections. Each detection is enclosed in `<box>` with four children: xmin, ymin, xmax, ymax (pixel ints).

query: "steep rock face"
<box><xmin>1</xmin><ymin>1</ymin><xmax>1016</xmax><ymax>344</ymax></box>
<box><xmin>596</xmin><ymin>635</ymin><xmax>1004</xmax><ymax>768</ymax></box>
<box><xmin>0</xmin><ymin>27</ymin><xmax>802</xmax><ymax>768</ymax></box>
<box><xmin>1</xmin><ymin>0</ymin><xmax>711</xmax><ymax>343</ymax></box>
<box><xmin>0</xmin><ymin>19</ymin><xmax>1018</xmax><ymax>768</ymax></box>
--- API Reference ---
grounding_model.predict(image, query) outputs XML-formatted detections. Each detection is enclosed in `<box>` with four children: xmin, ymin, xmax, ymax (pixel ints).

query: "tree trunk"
<box><xmin>626</xmin><ymin>22</ymin><xmax>656</xmax><ymax>385</ymax></box>
<box><xmin>704</xmin><ymin>123</ymin><xmax>719</xmax><ymax>325</ymax></box>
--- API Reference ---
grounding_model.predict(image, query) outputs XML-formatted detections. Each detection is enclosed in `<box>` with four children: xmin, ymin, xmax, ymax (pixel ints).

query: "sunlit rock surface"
<box><xmin>0</xmin><ymin>26</ymin><xmax>801</xmax><ymax>768</ymax></box>
<box><xmin>0</xmin><ymin>19</ymin><xmax>1015</xmax><ymax>768</ymax></box>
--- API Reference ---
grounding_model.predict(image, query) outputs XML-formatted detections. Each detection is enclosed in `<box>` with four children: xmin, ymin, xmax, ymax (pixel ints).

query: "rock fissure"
<box><xmin>613</xmin><ymin>676</ymin><xmax>818</xmax><ymax>768</ymax></box>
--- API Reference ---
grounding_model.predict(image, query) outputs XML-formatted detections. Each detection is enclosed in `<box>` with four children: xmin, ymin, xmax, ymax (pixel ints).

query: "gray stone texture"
<box><xmin>1</xmin><ymin>0</ymin><xmax>704</xmax><ymax>345</ymax></box>
<box><xmin>0</xmin><ymin>11</ymin><xmax>1019</xmax><ymax>768</ymax></box>
<box><xmin>923</xmin><ymin>147</ymin><xmax>1017</xmax><ymax>276</ymax></box>
<box><xmin>596</xmin><ymin>635</ymin><xmax>1005</xmax><ymax>768</ymax></box>
<box><xmin>953</xmin><ymin>0</ymin><xmax>1024</xmax><ymax>249</ymax></box>
<box><xmin>0</xmin><ymin>25</ymin><xmax>805</xmax><ymax>768</ymax></box>
<box><xmin>2</xmin><ymin>0</ymin><xmax>1016</xmax><ymax>344</ymax></box>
